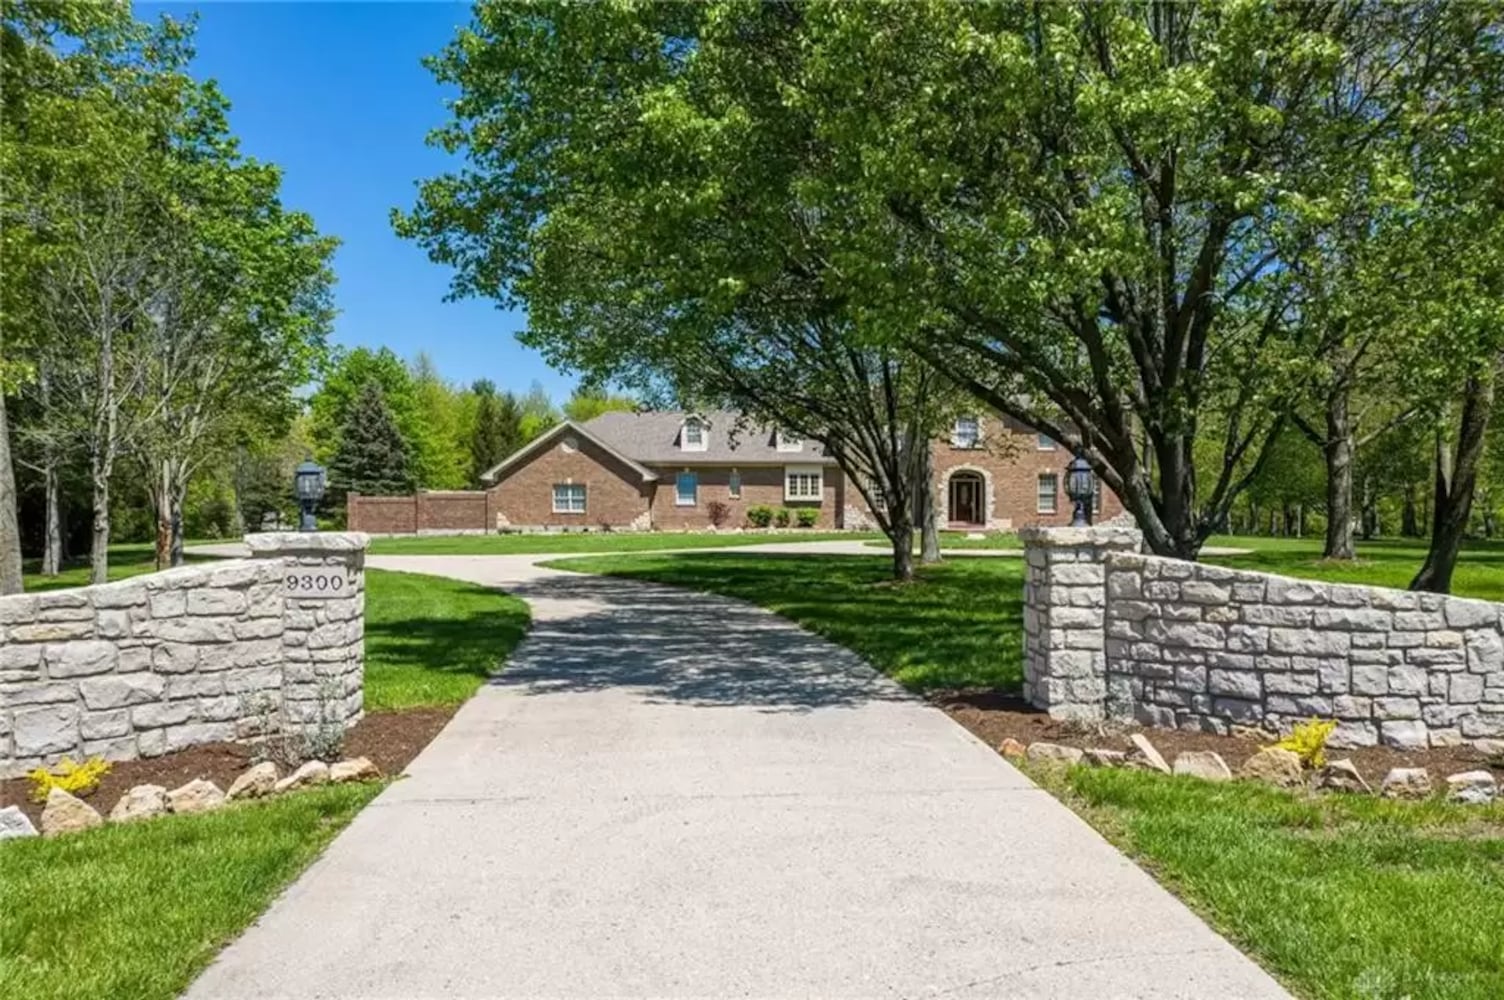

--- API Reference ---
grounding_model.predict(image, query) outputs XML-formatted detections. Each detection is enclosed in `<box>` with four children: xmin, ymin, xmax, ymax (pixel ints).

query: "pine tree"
<box><xmin>330</xmin><ymin>380</ymin><xmax>415</xmax><ymax>496</ymax></box>
<box><xmin>469</xmin><ymin>379</ymin><xmax>524</xmax><ymax>484</ymax></box>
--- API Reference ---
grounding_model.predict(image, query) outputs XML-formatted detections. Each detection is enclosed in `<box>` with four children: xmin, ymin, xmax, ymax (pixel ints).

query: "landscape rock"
<box><xmin>273</xmin><ymin>759</ymin><xmax>330</xmax><ymax>793</ymax></box>
<box><xmin>1315</xmin><ymin>758</ymin><xmax>1372</xmax><ymax>795</ymax></box>
<box><xmin>1445</xmin><ymin>770</ymin><xmax>1498</xmax><ymax>805</ymax></box>
<box><xmin>1083</xmin><ymin>748</ymin><xmax>1127</xmax><ymax>768</ymax></box>
<box><xmin>166</xmin><ymin>778</ymin><xmax>226</xmax><ymax>815</ymax></box>
<box><xmin>1124</xmin><ymin>733</ymin><xmax>1171</xmax><ymax>774</ymax></box>
<box><xmin>1025</xmin><ymin>742</ymin><xmax>1085</xmax><ymax>766</ymax></box>
<box><xmin>1380</xmin><ymin>767</ymin><xmax>1432</xmax><ymax>800</ymax></box>
<box><xmin>1476</xmin><ymin>738</ymin><xmax>1504</xmax><ymax>761</ymax></box>
<box><xmin>996</xmin><ymin>737</ymin><xmax>1027</xmax><ymax>759</ymax></box>
<box><xmin>227</xmin><ymin>762</ymin><xmax>279</xmax><ymax>800</ymax></box>
<box><xmin>0</xmin><ymin>805</ymin><xmax>38</xmax><ymax>839</ymax></box>
<box><xmin>40</xmin><ymin>787</ymin><xmax>103</xmax><ymax>837</ymax></box>
<box><xmin>329</xmin><ymin>757</ymin><xmax>379</xmax><ymax>783</ymax></box>
<box><xmin>108</xmin><ymin>784</ymin><xmax>168</xmax><ymax>823</ymax></box>
<box><xmin>1172</xmin><ymin>750</ymin><xmax>1233</xmax><ymax>782</ymax></box>
<box><xmin>1238</xmin><ymin>747</ymin><xmax>1305</xmax><ymax>788</ymax></box>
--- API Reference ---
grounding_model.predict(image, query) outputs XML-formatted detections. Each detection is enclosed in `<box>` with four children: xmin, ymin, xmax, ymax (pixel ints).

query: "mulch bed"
<box><xmin>1</xmin><ymin>705</ymin><xmax>458</xmax><ymax>828</ymax></box>
<box><xmin>935</xmin><ymin>689</ymin><xmax>1504</xmax><ymax>784</ymax></box>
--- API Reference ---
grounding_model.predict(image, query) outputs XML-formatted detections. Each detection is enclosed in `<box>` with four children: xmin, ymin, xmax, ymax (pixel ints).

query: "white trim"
<box><xmin>551</xmin><ymin>482</ymin><xmax>586</xmax><ymax>514</ymax></box>
<box><xmin>1036</xmin><ymin>472</ymin><xmax>1059</xmax><ymax>514</ymax></box>
<box><xmin>952</xmin><ymin>415</ymin><xmax>981</xmax><ymax>449</ymax></box>
<box><xmin>775</xmin><ymin>430</ymin><xmax>803</xmax><ymax>453</ymax></box>
<box><xmin>675</xmin><ymin>470</ymin><xmax>698</xmax><ymax>506</ymax></box>
<box><xmin>680</xmin><ymin>414</ymin><xmax>708</xmax><ymax>452</ymax></box>
<box><xmin>479</xmin><ymin>420</ymin><xmax>659</xmax><ymax>485</ymax></box>
<box><xmin>1036</xmin><ymin>433</ymin><xmax>1058</xmax><ymax>451</ymax></box>
<box><xmin>784</xmin><ymin>464</ymin><xmax>823</xmax><ymax>502</ymax></box>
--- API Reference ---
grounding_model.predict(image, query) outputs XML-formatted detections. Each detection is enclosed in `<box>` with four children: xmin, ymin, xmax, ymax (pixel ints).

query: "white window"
<box><xmin>728</xmin><ymin>469</ymin><xmax>742</xmax><ymax>499</ymax></box>
<box><xmin>1036</xmin><ymin>473</ymin><xmax>1058</xmax><ymax>514</ymax></box>
<box><xmin>552</xmin><ymin>483</ymin><xmax>586</xmax><ymax>514</ymax></box>
<box><xmin>784</xmin><ymin>465</ymin><xmax>823</xmax><ymax>501</ymax></box>
<box><xmin>682</xmin><ymin>417</ymin><xmax>706</xmax><ymax>451</ymax></box>
<box><xmin>676</xmin><ymin>471</ymin><xmax>698</xmax><ymax>506</ymax></box>
<box><xmin>776</xmin><ymin>430</ymin><xmax>803</xmax><ymax>452</ymax></box>
<box><xmin>954</xmin><ymin>416</ymin><xmax>981</xmax><ymax>449</ymax></box>
<box><xmin>1037</xmin><ymin>433</ymin><xmax>1057</xmax><ymax>451</ymax></box>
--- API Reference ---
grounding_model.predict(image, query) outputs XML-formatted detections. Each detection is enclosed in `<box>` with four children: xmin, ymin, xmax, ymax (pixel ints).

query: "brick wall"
<box><xmin>647</xmin><ymin>465</ymin><xmax>844</xmax><ymax>529</ymax></box>
<box><xmin>347</xmin><ymin>495</ymin><xmax>421</xmax><ymax>534</ymax></box>
<box><xmin>0</xmin><ymin>532</ymin><xmax>367</xmax><ymax>777</ymax></box>
<box><xmin>416</xmin><ymin>492</ymin><xmax>487</xmax><ymax>533</ymax></box>
<box><xmin>488</xmin><ymin>434</ymin><xmax>651</xmax><ymax>530</ymax></box>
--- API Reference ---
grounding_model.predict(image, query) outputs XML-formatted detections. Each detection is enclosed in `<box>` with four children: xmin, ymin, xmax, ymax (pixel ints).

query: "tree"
<box><xmin>328</xmin><ymin>380</ymin><xmax>415</xmax><ymax>498</ymax></box>
<box><xmin>517</xmin><ymin>381</ymin><xmax>560</xmax><ymax>442</ymax></box>
<box><xmin>562</xmin><ymin>383</ymin><xmax>635</xmax><ymax>423</ymax></box>
<box><xmin>469</xmin><ymin>379</ymin><xmax>523</xmax><ymax>484</ymax></box>
<box><xmin>408</xmin><ymin>352</ymin><xmax>472</xmax><ymax>489</ymax></box>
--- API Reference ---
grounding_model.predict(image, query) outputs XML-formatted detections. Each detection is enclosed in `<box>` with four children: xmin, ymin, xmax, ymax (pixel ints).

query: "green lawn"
<box><xmin>548</xmin><ymin>552</ymin><xmax>1024</xmax><ymax>691</ymax></box>
<box><xmin>367</xmin><ymin>529</ymin><xmax>872</xmax><ymax>556</ymax></box>
<box><xmin>1206</xmin><ymin>535</ymin><xmax>1504</xmax><ymax>603</ymax></box>
<box><xmin>862</xmin><ymin>531</ymin><xmax>1024</xmax><ymax>551</ymax></box>
<box><xmin>21</xmin><ymin>542</ymin><xmax>214</xmax><ymax>593</ymax></box>
<box><xmin>0</xmin><ymin>783</ymin><xmax>381</xmax><ymax>1000</ymax></box>
<box><xmin>362</xmin><ymin>568</ymin><xmax>530</xmax><ymax>710</ymax></box>
<box><xmin>4</xmin><ymin>556</ymin><xmax>529</xmax><ymax>1000</ymax></box>
<box><xmin>1039</xmin><ymin>765</ymin><xmax>1504</xmax><ymax>1000</ymax></box>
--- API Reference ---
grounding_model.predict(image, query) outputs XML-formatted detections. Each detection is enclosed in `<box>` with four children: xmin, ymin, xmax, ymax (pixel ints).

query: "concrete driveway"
<box><xmin>185</xmin><ymin>553</ymin><xmax>1286</xmax><ymax>999</ymax></box>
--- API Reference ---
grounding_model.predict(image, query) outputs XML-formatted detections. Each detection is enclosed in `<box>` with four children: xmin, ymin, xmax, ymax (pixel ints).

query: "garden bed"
<box><xmin>936</xmin><ymin>689</ymin><xmax>1503</xmax><ymax>784</ymax></box>
<box><xmin>0</xmin><ymin>706</ymin><xmax>457</xmax><ymax>829</ymax></box>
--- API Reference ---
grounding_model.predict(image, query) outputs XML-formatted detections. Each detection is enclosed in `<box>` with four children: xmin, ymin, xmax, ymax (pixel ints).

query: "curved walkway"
<box><xmin>186</xmin><ymin>554</ymin><xmax>1286</xmax><ymax>999</ymax></box>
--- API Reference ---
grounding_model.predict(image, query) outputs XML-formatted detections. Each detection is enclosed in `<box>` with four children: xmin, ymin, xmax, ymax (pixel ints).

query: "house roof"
<box><xmin>581</xmin><ymin>410</ymin><xmax>836</xmax><ymax>466</ymax></box>
<box><xmin>478</xmin><ymin>420</ymin><xmax>660</xmax><ymax>485</ymax></box>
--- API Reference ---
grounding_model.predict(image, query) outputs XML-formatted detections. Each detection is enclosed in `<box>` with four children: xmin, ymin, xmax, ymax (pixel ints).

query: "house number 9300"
<box><xmin>285</xmin><ymin>569</ymin><xmax>347</xmax><ymax>598</ymax></box>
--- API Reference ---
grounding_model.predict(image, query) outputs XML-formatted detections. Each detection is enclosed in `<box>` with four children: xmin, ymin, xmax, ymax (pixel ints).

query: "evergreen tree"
<box><xmin>469</xmin><ymin>379</ymin><xmax>524</xmax><ymax>484</ymax></box>
<box><xmin>329</xmin><ymin>380</ymin><xmax>415</xmax><ymax>496</ymax></box>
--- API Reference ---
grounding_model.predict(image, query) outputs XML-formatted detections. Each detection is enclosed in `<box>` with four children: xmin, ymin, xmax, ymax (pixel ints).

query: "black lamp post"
<box><xmin>293</xmin><ymin>459</ymin><xmax>326</xmax><ymax>532</ymax></box>
<box><xmin>1065</xmin><ymin>453</ymin><xmax>1095</xmax><ymax>527</ymax></box>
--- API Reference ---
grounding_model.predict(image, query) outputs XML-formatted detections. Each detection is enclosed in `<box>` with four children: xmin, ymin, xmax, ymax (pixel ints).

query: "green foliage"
<box><xmin>328</xmin><ymin>380</ymin><xmax>415</xmax><ymax>497</ymax></box>
<box><xmin>561</xmin><ymin>383</ymin><xmax>636</xmax><ymax>424</ymax></box>
<box><xmin>1270</xmin><ymin>718</ymin><xmax>1338</xmax><ymax>770</ymax></box>
<box><xmin>27</xmin><ymin>755</ymin><xmax>110</xmax><ymax>802</ymax></box>
<box><xmin>795</xmin><ymin>508</ymin><xmax>819</xmax><ymax>528</ymax></box>
<box><xmin>772</xmin><ymin>507</ymin><xmax>791</xmax><ymax>529</ymax></box>
<box><xmin>745</xmin><ymin>506</ymin><xmax>774</xmax><ymax>528</ymax></box>
<box><xmin>468</xmin><ymin>378</ymin><xmax>524</xmax><ymax>485</ymax></box>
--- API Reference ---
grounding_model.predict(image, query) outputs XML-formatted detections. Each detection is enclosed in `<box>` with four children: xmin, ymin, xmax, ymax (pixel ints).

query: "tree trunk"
<box><xmin>1401</xmin><ymin>484</ymin><xmax>1419</xmax><ymax>537</ymax></box>
<box><xmin>154</xmin><ymin>459</ymin><xmax>172</xmax><ymax>571</ymax></box>
<box><xmin>42</xmin><ymin>460</ymin><xmax>62</xmax><ymax>576</ymax></box>
<box><xmin>1359</xmin><ymin>476</ymin><xmax>1378</xmax><ymax>541</ymax></box>
<box><xmin>1411</xmin><ymin>369</ymin><xmax>1496</xmax><ymax>594</ymax></box>
<box><xmin>1322</xmin><ymin>391</ymin><xmax>1356</xmax><ymax>559</ymax></box>
<box><xmin>89</xmin><ymin>332</ymin><xmax>116</xmax><ymax>586</ymax></box>
<box><xmin>168</xmin><ymin>460</ymin><xmax>188</xmax><ymax>567</ymax></box>
<box><xmin>0</xmin><ymin>391</ymin><xmax>23</xmax><ymax>595</ymax></box>
<box><xmin>887</xmin><ymin>508</ymin><xmax>915</xmax><ymax>582</ymax></box>
<box><xmin>918</xmin><ymin>445</ymin><xmax>940</xmax><ymax>565</ymax></box>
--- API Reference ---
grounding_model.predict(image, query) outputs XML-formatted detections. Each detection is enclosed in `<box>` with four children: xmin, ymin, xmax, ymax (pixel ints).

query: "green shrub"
<box><xmin>795</xmin><ymin>508</ymin><xmax>820</xmax><ymax>528</ymax></box>
<box><xmin>746</xmin><ymin>505</ymin><xmax>774</xmax><ymax>528</ymax></box>
<box><xmin>773</xmin><ymin>507</ymin><xmax>792</xmax><ymax>528</ymax></box>
<box><xmin>1271</xmin><ymin>718</ymin><xmax>1337</xmax><ymax>769</ymax></box>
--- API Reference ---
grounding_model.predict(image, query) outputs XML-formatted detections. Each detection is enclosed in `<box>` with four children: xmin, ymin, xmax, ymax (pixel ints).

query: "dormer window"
<box><xmin>681</xmin><ymin>415</ymin><xmax>707</xmax><ymax>452</ymax></box>
<box><xmin>953</xmin><ymin>416</ymin><xmax>981</xmax><ymax>449</ymax></box>
<box><xmin>775</xmin><ymin>429</ymin><xmax>803</xmax><ymax>452</ymax></box>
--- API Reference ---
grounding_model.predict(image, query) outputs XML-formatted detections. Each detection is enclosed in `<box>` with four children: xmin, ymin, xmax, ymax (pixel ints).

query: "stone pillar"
<box><xmin>1020</xmin><ymin>525</ymin><xmax>1142</xmax><ymax>721</ymax></box>
<box><xmin>246</xmin><ymin>532</ymin><xmax>369</xmax><ymax>740</ymax></box>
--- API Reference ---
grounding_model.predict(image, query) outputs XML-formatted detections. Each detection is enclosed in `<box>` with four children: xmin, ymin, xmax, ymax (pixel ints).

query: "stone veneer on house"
<box><xmin>1022</xmin><ymin>526</ymin><xmax>1504</xmax><ymax>749</ymax></box>
<box><xmin>0</xmin><ymin>532</ymin><xmax>366</xmax><ymax>778</ymax></box>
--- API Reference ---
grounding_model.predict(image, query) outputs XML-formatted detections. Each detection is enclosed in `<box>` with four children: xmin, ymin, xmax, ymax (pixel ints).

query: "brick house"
<box><xmin>346</xmin><ymin>409</ymin><xmax>1123</xmax><ymax>533</ymax></box>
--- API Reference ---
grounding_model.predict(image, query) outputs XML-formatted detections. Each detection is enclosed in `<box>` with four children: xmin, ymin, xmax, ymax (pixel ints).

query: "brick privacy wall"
<box><xmin>1018</xmin><ymin>526</ymin><xmax>1504</xmax><ymax>750</ymax></box>
<box><xmin>347</xmin><ymin>495</ymin><xmax>421</xmax><ymax>534</ymax></box>
<box><xmin>647</xmin><ymin>465</ymin><xmax>844</xmax><ymax>529</ymax></box>
<box><xmin>1103</xmin><ymin>553</ymin><xmax>1504</xmax><ymax>749</ymax></box>
<box><xmin>929</xmin><ymin>415</ymin><xmax>1125</xmax><ymax>529</ymax></box>
<box><xmin>0</xmin><ymin>532</ymin><xmax>367</xmax><ymax>778</ymax></box>
<box><xmin>416</xmin><ymin>492</ymin><xmax>487</xmax><ymax>534</ymax></box>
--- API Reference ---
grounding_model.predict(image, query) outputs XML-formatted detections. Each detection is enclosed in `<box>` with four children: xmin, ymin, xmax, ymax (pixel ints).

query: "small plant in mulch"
<box><xmin>773</xmin><ymin>506</ymin><xmax>792</xmax><ymax>528</ymax></box>
<box><xmin>795</xmin><ymin>508</ymin><xmax>820</xmax><ymax>528</ymax></box>
<box><xmin>28</xmin><ymin>756</ymin><xmax>111</xmax><ymax>803</ymax></box>
<box><xmin>1269</xmin><ymin>717</ymin><xmax>1337</xmax><ymax>769</ymax></box>
<box><xmin>706</xmin><ymin>500</ymin><xmax>731</xmax><ymax>528</ymax></box>
<box><xmin>745</xmin><ymin>505</ymin><xmax>774</xmax><ymax>528</ymax></box>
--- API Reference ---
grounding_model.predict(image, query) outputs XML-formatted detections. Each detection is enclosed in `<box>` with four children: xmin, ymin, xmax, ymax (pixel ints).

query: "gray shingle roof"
<box><xmin>581</xmin><ymin>410</ymin><xmax>835</xmax><ymax>465</ymax></box>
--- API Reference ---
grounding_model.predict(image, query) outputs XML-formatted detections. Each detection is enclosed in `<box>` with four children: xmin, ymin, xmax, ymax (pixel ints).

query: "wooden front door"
<box><xmin>948</xmin><ymin>473</ymin><xmax>984</xmax><ymax>525</ymax></box>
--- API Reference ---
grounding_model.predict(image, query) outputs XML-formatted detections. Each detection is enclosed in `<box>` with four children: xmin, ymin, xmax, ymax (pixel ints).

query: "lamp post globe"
<box><xmin>1065</xmin><ymin>453</ymin><xmax>1095</xmax><ymax>528</ymax></box>
<box><xmin>293</xmin><ymin>459</ymin><xmax>326</xmax><ymax>532</ymax></box>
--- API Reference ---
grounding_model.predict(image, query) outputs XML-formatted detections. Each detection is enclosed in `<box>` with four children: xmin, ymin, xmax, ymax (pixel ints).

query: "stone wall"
<box><xmin>0</xmin><ymin>533</ymin><xmax>366</xmax><ymax>778</ymax></box>
<box><xmin>1022</xmin><ymin>527</ymin><xmax>1504</xmax><ymax>750</ymax></box>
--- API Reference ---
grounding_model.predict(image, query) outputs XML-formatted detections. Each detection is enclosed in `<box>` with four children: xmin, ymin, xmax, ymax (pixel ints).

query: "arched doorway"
<box><xmin>947</xmin><ymin>470</ymin><xmax>985</xmax><ymax>526</ymax></box>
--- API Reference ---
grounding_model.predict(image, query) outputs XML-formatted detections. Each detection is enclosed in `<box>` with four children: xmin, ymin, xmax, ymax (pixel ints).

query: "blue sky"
<box><xmin>140</xmin><ymin>1</ymin><xmax>574</xmax><ymax>401</ymax></box>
